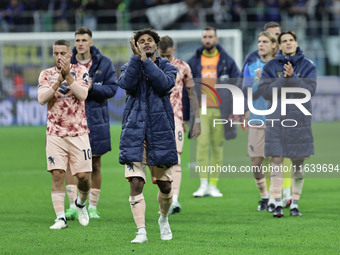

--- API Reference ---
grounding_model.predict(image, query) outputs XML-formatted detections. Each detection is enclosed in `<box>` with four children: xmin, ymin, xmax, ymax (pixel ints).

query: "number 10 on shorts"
<box><xmin>82</xmin><ymin>149</ymin><xmax>92</xmax><ymax>160</ymax></box>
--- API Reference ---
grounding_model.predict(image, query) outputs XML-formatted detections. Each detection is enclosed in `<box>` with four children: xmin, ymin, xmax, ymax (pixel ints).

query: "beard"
<box><xmin>146</xmin><ymin>51</ymin><xmax>155</xmax><ymax>58</ymax></box>
<box><xmin>204</xmin><ymin>44</ymin><xmax>215</xmax><ymax>51</ymax></box>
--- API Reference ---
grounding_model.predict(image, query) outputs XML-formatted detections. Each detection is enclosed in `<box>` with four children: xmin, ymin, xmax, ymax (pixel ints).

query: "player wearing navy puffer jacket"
<box><xmin>258</xmin><ymin>31</ymin><xmax>316</xmax><ymax>218</ymax></box>
<box><xmin>65</xmin><ymin>27</ymin><xmax>118</xmax><ymax>220</ymax></box>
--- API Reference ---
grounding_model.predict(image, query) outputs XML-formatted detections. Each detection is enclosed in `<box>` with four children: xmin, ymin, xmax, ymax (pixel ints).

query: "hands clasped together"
<box><xmin>130</xmin><ymin>36</ymin><xmax>148</xmax><ymax>62</ymax></box>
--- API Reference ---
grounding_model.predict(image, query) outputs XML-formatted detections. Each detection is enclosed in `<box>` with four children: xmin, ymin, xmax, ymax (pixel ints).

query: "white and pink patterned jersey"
<box><xmin>38</xmin><ymin>65</ymin><xmax>90</xmax><ymax>137</ymax></box>
<box><xmin>170</xmin><ymin>57</ymin><xmax>194</xmax><ymax>125</ymax></box>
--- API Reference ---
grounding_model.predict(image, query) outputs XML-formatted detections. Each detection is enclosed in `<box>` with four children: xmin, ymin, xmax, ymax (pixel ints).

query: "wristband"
<box><xmin>195</xmin><ymin>117</ymin><xmax>201</xmax><ymax>123</ymax></box>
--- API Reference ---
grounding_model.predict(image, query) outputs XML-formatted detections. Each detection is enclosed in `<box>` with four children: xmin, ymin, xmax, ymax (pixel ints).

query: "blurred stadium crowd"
<box><xmin>0</xmin><ymin>0</ymin><xmax>339</xmax><ymax>33</ymax></box>
<box><xmin>1</xmin><ymin>1</ymin><xmax>340</xmax><ymax>74</ymax></box>
<box><xmin>0</xmin><ymin>0</ymin><xmax>340</xmax><ymax>121</ymax></box>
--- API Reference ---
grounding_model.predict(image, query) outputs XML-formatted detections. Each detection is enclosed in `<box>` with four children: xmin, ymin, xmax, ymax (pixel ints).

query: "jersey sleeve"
<box><xmin>38</xmin><ymin>70</ymin><xmax>50</xmax><ymax>89</ymax></box>
<box><xmin>77</xmin><ymin>65</ymin><xmax>90</xmax><ymax>88</ymax></box>
<box><xmin>183</xmin><ymin>62</ymin><xmax>194</xmax><ymax>88</ymax></box>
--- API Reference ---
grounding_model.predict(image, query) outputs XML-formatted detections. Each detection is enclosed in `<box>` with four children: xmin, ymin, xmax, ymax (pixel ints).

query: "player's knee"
<box><xmin>76</xmin><ymin>172</ymin><xmax>91</xmax><ymax>183</ymax></box>
<box><xmin>130</xmin><ymin>177</ymin><xmax>144</xmax><ymax>195</ymax></box>
<box><xmin>51</xmin><ymin>170</ymin><xmax>65</xmax><ymax>184</ymax></box>
<box><xmin>157</xmin><ymin>180</ymin><xmax>172</xmax><ymax>194</ymax></box>
<box><xmin>291</xmin><ymin>158</ymin><xmax>304</xmax><ymax>168</ymax></box>
<box><xmin>271</xmin><ymin>156</ymin><xmax>283</xmax><ymax>164</ymax></box>
<box><xmin>251</xmin><ymin>157</ymin><xmax>263</xmax><ymax>166</ymax></box>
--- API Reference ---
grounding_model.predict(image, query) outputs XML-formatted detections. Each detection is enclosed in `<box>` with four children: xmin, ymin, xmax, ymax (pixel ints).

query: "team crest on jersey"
<box><xmin>83</xmin><ymin>73</ymin><xmax>90</xmax><ymax>83</ymax></box>
<box><xmin>276</xmin><ymin>72</ymin><xmax>283</xmax><ymax>78</ymax></box>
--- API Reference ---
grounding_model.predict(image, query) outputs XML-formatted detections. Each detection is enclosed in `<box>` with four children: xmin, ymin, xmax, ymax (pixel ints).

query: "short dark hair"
<box><xmin>159</xmin><ymin>36</ymin><xmax>174</xmax><ymax>51</ymax></box>
<box><xmin>75</xmin><ymin>27</ymin><xmax>92</xmax><ymax>38</ymax></box>
<box><xmin>278</xmin><ymin>31</ymin><xmax>297</xmax><ymax>44</ymax></box>
<box><xmin>54</xmin><ymin>39</ymin><xmax>70</xmax><ymax>49</ymax></box>
<box><xmin>263</xmin><ymin>22</ymin><xmax>280</xmax><ymax>31</ymax></box>
<box><xmin>203</xmin><ymin>26</ymin><xmax>217</xmax><ymax>36</ymax></box>
<box><xmin>134</xmin><ymin>28</ymin><xmax>160</xmax><ymax>46</ymax></box>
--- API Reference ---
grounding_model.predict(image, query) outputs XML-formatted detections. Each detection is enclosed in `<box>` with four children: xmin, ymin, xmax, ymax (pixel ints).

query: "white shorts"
<box><xmin>124</xmin><ymin>141</ymin><xmax>173</xmax><ymax>184</ymax></box>
<box><xmin>46</xmin><ymin>134</ymin><xmax>92</xmax><ymax>175</ymax></box>
<box><xmin>248</xmin><ymin>126</ymin><xmax>265</xmax><ymax>158</ymax></box>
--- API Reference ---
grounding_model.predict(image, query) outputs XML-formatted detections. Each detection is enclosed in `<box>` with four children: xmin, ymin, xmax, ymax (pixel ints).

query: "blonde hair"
<box><xmin>258</xmin><ymin>31</ymin><xmax>278</xmax><ymax>58</ymax></box>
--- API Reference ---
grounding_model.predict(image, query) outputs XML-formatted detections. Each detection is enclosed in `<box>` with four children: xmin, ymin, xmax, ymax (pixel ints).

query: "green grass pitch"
<box><xmin>0</xmin><ymin>122</ymin><xmax>339</xmax><ymax>255</ymax></box>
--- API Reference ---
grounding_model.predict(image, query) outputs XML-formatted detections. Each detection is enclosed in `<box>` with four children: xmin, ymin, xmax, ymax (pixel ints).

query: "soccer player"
<box><xmin>118</xmin><ymin>29</ymin><xmax>177</xmax><ymax>243</ymax></box>
<box><xmin>158</xmin><ymin>36</ymin><xmax>201</xmax><ymax>214</ymax></box>
<box><xmin>238</xmin><ymin>22</ymin><xmax>281</xmax><ymax>82</ymax></box>
<box><xmin>188</xmin><ymin>26</ymin><xmax>240</xmax><ymax>197</ymax></box>
<box><xmin>242</xmin><ymin>31</ymin><xmax>278</xmax><ymax>211</ymax></box>
<box><xmin>238</xmin><ymin>22</ymin><xmax>293</xmax><ymax>209</ymax></box>
<box><xmin>64</xmin><ymin>27</ymin><xmax>118</xmax><ymax>220</ymax></box>
<box><xmin>37</xmin><ymin>39</ymin><xmax>92</xmax><ymax>229</ymax></box>
<box><xmin>258</xmin><ymin>31</ymin><xmax>317</xmax><ymax>217</ymax></box>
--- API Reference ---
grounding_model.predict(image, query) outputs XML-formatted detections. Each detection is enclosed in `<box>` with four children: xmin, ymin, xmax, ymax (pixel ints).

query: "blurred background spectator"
<box><xmin>1</xmin><ymin>0</ymin><xmax>340</xmax><ymax>76</ymax></box>
<box><xmin>2</xmin><ymin>68</ymin><xmax>14</xmax><ymax>97</ymax></box>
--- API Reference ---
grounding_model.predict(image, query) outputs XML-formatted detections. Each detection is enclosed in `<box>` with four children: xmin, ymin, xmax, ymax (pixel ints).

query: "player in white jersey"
<box><xmin>38</xmin><ymin>39</ymin><xmax>92</xmax><ymax>229</ymax></box>
<box><xmin>158</xmin><ymin>36</ymin><xmax>201</xmax><ymax>214</ymax></box>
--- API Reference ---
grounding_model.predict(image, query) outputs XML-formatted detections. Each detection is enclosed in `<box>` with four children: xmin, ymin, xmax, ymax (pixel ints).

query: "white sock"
<box><xmin>57</xmin><ymin>211</ymin><xmax>65</xmax><ymax>219</ymax></box>
<box><xmin>77</xmin><ymin>195</ymin><xmax>86</xmax><ymax>206</ymax></box>
<box><xmin>88</xmin><ymin>204</ymin><xmax>97</xmax><ymax>210</ymax></box>
<box><xmin>261</xmin><ymin>194</ymin><xmax>269</xmax><ymax>199</ymax></box>
<box><xmin>173</xmin><ymin>194</ymin><xmax>178</xmax><ymax>203</ymax></box>
<box><xmin>290</xmin><ymin>199</ymin><xmax>298</xmax><ymax>209</ymax></box>
<box><xmin>138</xmin><ymin>227</ymin><xmax>146</xmax><ymax>234</ymax></box>
<box><xmin>269</xmin><ymin>198</ymin><xmax>275</xmax><ymax>205</ymax></box>
<box><xmin>283</xmin><ymin>188</ymin><xmax>291</xmax><ymax>198</ymax></box>
<box><xmin>200</xmin><ymin>179</ymin><xmax>208</xmax><ymax>187</ymax></box>
<box><xmin>159</xmin><ymin>215</ymin><xmax>168</xmax><ymax>224</ymax></box>
<box><xmin>275</xmin><ymin>198</ymin><xmax>283</xmax><ymax>207</ymax></box>
<box><xmin>70</xmin><ymin>203</ymin><xmax>77</xmax><ymax>210</ymax></box>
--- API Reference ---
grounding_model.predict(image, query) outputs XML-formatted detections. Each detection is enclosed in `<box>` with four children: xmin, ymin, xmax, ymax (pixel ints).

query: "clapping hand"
<box><xmin>136</xmin><ymin>42</ymin><xmax>147</xmax><ymax>62</ymax></box>
<box><xmin>130</xmin><ymin>36</ymin><xmax>141</xmax><ymax>57</ymax></box>
<box><xmin>283</xmin><ymin>62</ymin><xmax>294</xmax><ymax>78</ymax></box>
<box><xmin>130</xmin><ymin>36</ymin><xmax>147</xmax><ymax>62</ymax></box>
<box><xmin>59</xmin><ymin>56</ymin><xmax>71</xmax><ymax>78</ymax></box>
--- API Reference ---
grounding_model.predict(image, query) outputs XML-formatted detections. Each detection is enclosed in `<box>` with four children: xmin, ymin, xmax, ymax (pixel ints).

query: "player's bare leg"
<box><xmin>270</xmin><ymin>156</ymin><xmax>284</xmax><ymax>218</ymax></box>
<box><xmin>252</xmin><ymin>157</ymin><xmax>268</xmax><ymax>211</ymax></box>
<box><xmin>50</xmin><ymin>169</ymin><xmax>67</xmax><ymax>229</ymax></box>
<box><xmin>75</xmin><ymin>172</ymin><xmax>91</xmax><ymax>226</ymax></box>
<box><xmin>129</xmin><ymin>177</ymin><xmax>147</xmax><ymax>243</ymax></box>
<box><xmin>157</xmin><ymin>180</ymin><xmax>173</xmax><ymax>240</ymax></box>
<box><xmin>290</xmin><ymin>158</ymin><xmax>305</xmax><ymax>216</ymax></box>
<box><xmin>88</xmin><ymin>155</ymin><xmax>102</xmax><ymax>218</ymax></box>
<box><xmin>170</xmin><ymin>155</ymin><xmax>182</xmax><ymax>214</ymax></box>
<box><xmin>65</xmin><ymin>165</ymin><xmax>78</xmax><ymax>220</ymax></box>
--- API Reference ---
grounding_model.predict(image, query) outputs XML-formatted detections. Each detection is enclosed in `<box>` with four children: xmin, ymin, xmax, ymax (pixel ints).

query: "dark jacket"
<box><xmin>71</xmin><ymin>46</ymin><xmax>118</xmax><ymax>155</ymax></box>
<box><xmin>258</xmin><ymin>47</ymin><xmax>317</xmax><ymax>158</ymax></box>
<box><xmin>187</xmin><ymin>44</ymin><xmax>240</xmax><ymax>140</ymax></box>
<box><xmin>118</xmin><ymin>55</ymin><xmax>178</xmax><ymax>166</ymax></box>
